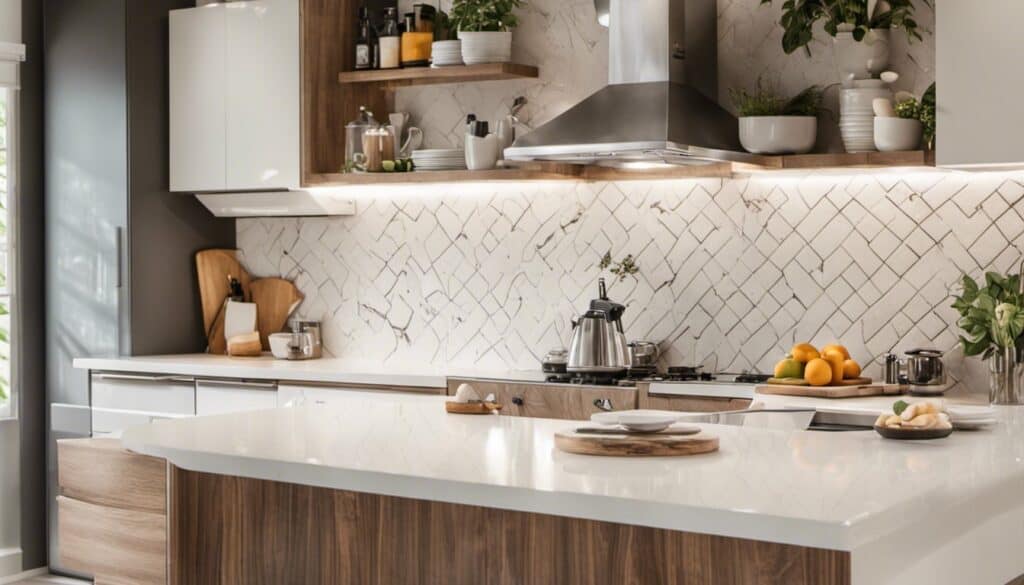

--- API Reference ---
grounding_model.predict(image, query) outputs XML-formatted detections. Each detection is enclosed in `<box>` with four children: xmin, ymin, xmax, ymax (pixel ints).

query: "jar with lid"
<box><xmin>344</xmin><ymin>106</ymin><xmax>378</xmax><ymax>171</ymax></box>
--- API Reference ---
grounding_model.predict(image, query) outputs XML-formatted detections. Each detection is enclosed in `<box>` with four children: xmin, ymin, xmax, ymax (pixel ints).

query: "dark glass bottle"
<box><xmin>354</xmin><ymin>5</ymin><xmax>374</xmax><ymax>70</ymax></box>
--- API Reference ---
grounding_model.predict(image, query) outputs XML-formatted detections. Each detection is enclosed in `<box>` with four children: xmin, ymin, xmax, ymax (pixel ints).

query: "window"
<box><xmin>0</xmin><ymin>87</ymin><xmax>14</xmax><ymax>418</ymax></box>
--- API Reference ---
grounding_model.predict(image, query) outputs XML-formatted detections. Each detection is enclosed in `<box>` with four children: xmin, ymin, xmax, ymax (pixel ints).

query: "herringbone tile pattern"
<box><xmin>238</xmin><ymin>171</ymin><xmax>1024</xmax><ymax>395</ymax></box>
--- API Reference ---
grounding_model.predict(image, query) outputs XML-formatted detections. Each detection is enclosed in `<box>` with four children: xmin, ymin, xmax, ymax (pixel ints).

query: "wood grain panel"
<box><xmin>170</xmin><ymin>468</ymin><xmax>850</xmax><ymax>585</ymax></box>
<box><xmin>58</xmin><ymin>496</ymin><xmax>167</xmax><ymax>585</ymax></box>
<box><xmin>638</xmin><ymin>384</ymin><xmax>752</xmax><ymax>412</ymax></box>
<box><xmin>446</xmin><ymin>378</ymin><xmax>638</xmax><ymax>420</ymax></box>
<box><xmin>337</xmin><ymin>62</ymin><xmax>539</xmax><ymax>88</ymax></box>
<box><xmin>58</xmin><ymin>437</ymin><xmax>167</xmax><ymax>513</ymax></box>
<box><xmin>301</xmin><ymin>0</ymin><xmax>391</xmax><ymax>182</ymax></box>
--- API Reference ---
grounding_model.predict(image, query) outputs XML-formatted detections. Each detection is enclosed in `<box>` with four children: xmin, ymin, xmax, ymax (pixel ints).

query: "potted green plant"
<box><xmin>951</xmin><ymin>270</ymin><xmax>1024</xmax><ymax>405</ymax></box>
<box><xmin>729</xmin><ymin>81</ymin><xmax>824</xmax><ymax>155</ymax></box>
<box><xmin>760</xmin><ymin>0</ymin><xmax>931</xmax><ymax>82</ymax></box>
<box><xmin>449</xmin><ymin>0</ymin><xmax>524</xmax><ymax>65</ymax></box>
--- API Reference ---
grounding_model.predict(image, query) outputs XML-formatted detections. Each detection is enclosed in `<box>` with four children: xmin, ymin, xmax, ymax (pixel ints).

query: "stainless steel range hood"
<box><xmin>504</xmin><ymin>0</ymin><xmax>754</xmax><ymax>166</ymax></box>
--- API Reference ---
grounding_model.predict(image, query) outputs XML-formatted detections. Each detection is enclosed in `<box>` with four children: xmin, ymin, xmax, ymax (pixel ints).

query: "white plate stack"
<box><xmin>946</xmin><ymin>405</ymin><xmax>998</xmax><ymax>430</ymax></box>
<box><xmin>459</xmin><ymin>31</ymin><xmax>512</xmax><ymax>65</ymax></box>
<box><xmin>430</xmin><ymin>40</ymin><xmax>463</xmax><ymax>67</ymax></box>
<box><xmin>839</xmin><ymin>85</ymin><xmax>892</xmax><ymax>153</ymax></box>
<box><xmin>412</xmin><ymin>148</ymin><xmax>467</xmax><ymax>171</ymax></box>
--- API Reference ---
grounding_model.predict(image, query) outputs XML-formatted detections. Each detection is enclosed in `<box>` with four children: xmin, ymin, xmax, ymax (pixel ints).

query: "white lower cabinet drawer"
<box><xmin>196</xmin><ymin>379</ymin><xmax>279</xmax><ymax>415</ymax></box>
<box><xmin>91</xmin><ymin>372</ymin><xmax>195</xmax><ymax>414</ymax></box>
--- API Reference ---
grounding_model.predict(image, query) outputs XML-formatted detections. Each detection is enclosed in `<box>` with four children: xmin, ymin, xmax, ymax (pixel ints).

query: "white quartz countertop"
<box><xmin>121</xmin><ymin>390</ymin><xmax>1024</xmax><ymax>583</ymax></box>
<box><xmin>74</xmin><ymin>354</ymin><xmax>550</xmax><ymax>388</ymax></box>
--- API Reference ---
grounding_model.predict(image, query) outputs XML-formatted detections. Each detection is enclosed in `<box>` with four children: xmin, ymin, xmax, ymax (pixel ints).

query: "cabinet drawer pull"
<box><xmin>593</xmin><ymin>398</ymin><xmax>614</xmax><ymax>411</ymax></box>
<box><xmin>512</xmin><ymin>396</ymin><xmax>524</xmax><ymax>406</ymax></box>
<box><xmin>93</xmin><ymin>373</ymin><xmax>195</xmax><ymax>384</ymax></box>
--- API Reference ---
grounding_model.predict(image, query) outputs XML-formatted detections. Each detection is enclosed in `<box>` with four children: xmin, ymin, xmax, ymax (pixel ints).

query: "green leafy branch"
<box><xmin>759</xmin><ymin>0</ymin><xmax>932</xmax><ymax>55</ymax></box>
<box><xmin>951</xmin><ymin>272</ymin><xmax>1024</xmax><ymax>359</ymax></box>
<box><xmin>449</xmin><ymin>0</ymin><xmax>524</xmax><ymax>32</ymax></box>
<box><xmin>599</xmin><ymin>251</ymin><xmax>639</xmax><ymax>282</ymax></box>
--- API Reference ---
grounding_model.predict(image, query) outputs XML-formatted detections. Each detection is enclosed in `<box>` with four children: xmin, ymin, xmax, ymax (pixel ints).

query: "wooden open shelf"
<box><xmin>302</xmin><ymin>151</ymin><xmax>935</xmax><ymax>187</ymax></box>
<box><xmin>337</xmin><ymin>63</ymin><xmax>539</xmax><ymax>89</ymax></box>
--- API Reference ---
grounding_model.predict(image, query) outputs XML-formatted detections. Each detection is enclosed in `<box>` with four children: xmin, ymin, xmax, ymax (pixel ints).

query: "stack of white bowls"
<box><xmin>431</xmin><ymin>40</ymin><xmax>463</xmax><ymax>67</ymax></box>
<box><xmin>458</xmin><ymin>31</ymin><xmax>512</xmax><ymax>65</ymax></box>
<box><xmin>412</xmin><ymin>148</ymin><xmax>467</xmax><ymax>171</ymax></box>
<box><xmin>839</xmin><ymin>83</ymin><xmax>892</xmax><ymax>153</ymax></box>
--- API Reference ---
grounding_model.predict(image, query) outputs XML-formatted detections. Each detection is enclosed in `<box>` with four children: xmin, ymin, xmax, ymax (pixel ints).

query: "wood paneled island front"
<box><xmin>106</xmin><ymin>391</ymin><xmax>1024</xmax><ymax>585</ymax></box>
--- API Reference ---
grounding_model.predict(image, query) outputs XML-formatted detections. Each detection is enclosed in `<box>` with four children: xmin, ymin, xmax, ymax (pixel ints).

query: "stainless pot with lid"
<box><xmin>885</xmin><ymin>348</ymin><xmax>947</xmax><ymax>395</ymax></box>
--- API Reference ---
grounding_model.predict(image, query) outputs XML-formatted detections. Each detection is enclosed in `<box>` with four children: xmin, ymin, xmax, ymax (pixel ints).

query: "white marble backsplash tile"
<box><xmin>239</xmin><ymin>171</ymin><xmax>1024</xmax><ymax>395</ymax></box>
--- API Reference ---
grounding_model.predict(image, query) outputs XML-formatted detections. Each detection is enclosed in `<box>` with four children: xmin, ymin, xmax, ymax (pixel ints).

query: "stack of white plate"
<box><xmin>459</xmin><ymin>32</ymin><xmax>512</xmax><ymax>65</ymax></box>
<box><xmin>431</xmin><ymin>40</ymin><xmax>463</xmax><ymax>67</ymax></box>
<box><xmin>946</xmin><ymin>405</ymin><xmax>998</xmax><ymax>430</ymax></box>
<box><xmin>839</xmin><ymin>86</ymin><xmax>892</xmax><ymax>153</ymax></box>
<box><xmin>412</xmin><ymin>148</ymin><xmax>467</xmax><ymax>171</ymax></box>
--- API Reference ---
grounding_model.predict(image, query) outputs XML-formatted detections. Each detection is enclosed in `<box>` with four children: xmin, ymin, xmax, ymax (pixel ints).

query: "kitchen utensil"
<box><xmin>226</xmin><ymin>331</ymin><xmax>262</xmax><ymax>357</ymax></box>
<box><xmin>249</xmin><ymin>278</ymin><xmax>304</xmax><ymax>350</ymax></box>
<box><xmin>196</xmin><ymin>249</ymin><xmax>253</xmax><ymax>355</ymax></box>
<box><xmin>291</xmin><ymin>320</ymin><xmax>323</xmax><ymax>359</ymax></box>
<box><xmin>756</xmin><ymin>381</ymin><xmax>899</xmax><ymax>399</ymax></box>
<box><xmin>344</xmin><ymin>106</ymin><xmax>379</xmax><ymax>169</ymax></box>
<box><xmin>567</xmin><ymin>309</ymin><xmax>628</xmax><ymax>373</ymax></box>
<box><xmin>885</xmin><ymin>349</ymin><xmax>948</xmax><ymax>395</ymax></box>
<box><xmin>445</xmin><ymin>401</ymin><xmax>502</xmax><ymax>414</ymax></box>
<box><xmin>496</xmin><ymin>115</ymin><xmax>516</xmax><ymax>152</ymax></box>
<box><xmin>554</xmin><ymin>429</ymin><xmax>718</xmax><ymax>457</ymax></box>
<box><xmin>589</xmin><ymin>278</ymin><xmax>630</xmax><ymax>367</ymax></box>
<box><xmin>874</xmin><ymin>425</ymin><xmax>953</xmax><ymax>440</ymax></box>
<box><xmin>627</xmin><ymin>341</ymin><xmax>659</xmax><ymax>367</ymax></box>
<box><xmin>874</xmin><ymin>117</ymin><xmax>922</xmax><ymax>151</ymax></box>
<box><xmin>511</xmin><ymin>96</ymin><xmax>528</xmax><ymax>118</ymax></box>
<box><xmin>268</xmin><ymin>332</ymin><xmax>293</xmax><ymax>359</ymax></box>
<box><xmin>223</xmin><ymin>300</ymin><xmax>257</xmax><ymax>340</ymax></box>
<box><xmin>574</xmin><ymin>426</ymin><xmax>701</xmax><ymax>436</ymax></box>
<box><xmin>542</xmin><ymin>348</ymin><xmax>569</xmax><ymax>373</ymax></box>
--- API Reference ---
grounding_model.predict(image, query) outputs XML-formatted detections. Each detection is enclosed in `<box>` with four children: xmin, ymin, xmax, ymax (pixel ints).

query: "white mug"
<box><xmin>465</xmin><ymin>133</ymin><xmax>499</xmax><ymax>170</ymax></box>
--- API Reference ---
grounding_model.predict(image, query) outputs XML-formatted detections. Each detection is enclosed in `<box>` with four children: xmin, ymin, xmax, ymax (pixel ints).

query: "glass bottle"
<box><xmin>379</xmin><ymin>7</ymin><xmax>401</xmax><ymax>69</ymax></box>
<box><xmin>354</xmin><ymin>5</ymin><xmax>376</xmax><ymax>70</ymax></box>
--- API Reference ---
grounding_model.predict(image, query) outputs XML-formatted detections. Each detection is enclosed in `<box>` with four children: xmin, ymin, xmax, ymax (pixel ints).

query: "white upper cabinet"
<box><xmin>936</xmin><ymin>0</ymin><xmax>1024</xmax><ymax>168</ymax></box>
<box><xmin>170</xmin><ymin>0</ymin><xmax>300</xmax><ymax>193</ymax></box>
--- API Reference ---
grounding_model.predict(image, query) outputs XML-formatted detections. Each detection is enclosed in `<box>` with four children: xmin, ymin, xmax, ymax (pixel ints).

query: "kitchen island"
<box><xmin>120</xmin><ymin>391</ymin><xmax>1024</xmax><ymax>585</ymax></box>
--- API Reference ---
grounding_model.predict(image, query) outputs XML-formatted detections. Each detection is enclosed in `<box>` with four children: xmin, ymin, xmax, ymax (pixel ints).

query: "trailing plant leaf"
<box><xmin>760</xmin><ymin>0</ymin><xmax>932</xmax><ymax>55</ymax></box>
<box><xmin>450</xmin><ymin>0</ymin><xmax>524</xmax><ymax>32</ymax></box>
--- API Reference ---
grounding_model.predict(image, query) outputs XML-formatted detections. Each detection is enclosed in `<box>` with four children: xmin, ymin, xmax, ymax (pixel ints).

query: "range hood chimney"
<box><xmin>504</xmin><ymin>0</ymin><xmax>754</xmax><ymax>166</ymax></box>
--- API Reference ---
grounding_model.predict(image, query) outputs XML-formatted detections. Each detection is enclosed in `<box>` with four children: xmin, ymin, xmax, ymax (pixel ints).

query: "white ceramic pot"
<box><xmin>874</xmin><ymin>117</ymin><xmax>922</xmax><ymax>152</ymax></box>
<box><xmin>458</xmin><ymin>30</ymin><xmax>512</xmax><ymax>64</ymax></box>
<box><xmin>738</xmin><ymin>116</ymin><xmax>817</xmax><ymax>155</ymax></box>
<box><xmin>834</xmin><ymin>26</ymin><xmax>890</xmax><ymax>83</ymax></box>
<box><xmin>269</xmin><ymin>333</ymin><xmax>293</xmax><ymax>359</ymax></box>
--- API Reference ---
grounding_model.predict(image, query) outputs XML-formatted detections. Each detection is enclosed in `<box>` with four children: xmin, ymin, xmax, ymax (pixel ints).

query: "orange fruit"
<box><xmin>804</xmin><ymin>358</ymin><xmax>833</xmax><ymax>386</ymax></box>
<box><xmin>843</xmin><ymin>359</ymin><xmax>861</xmax><ymax>379</ymax></box>
<box><xmin>791</xmin><ymin>343</ymin><xmax>820</xmax><ymax>363</ymax></box>
<box><xmin>822</xmin><ymin>352</ymin><xmax>845</xmax><ymax>384</ymax></box>
<box><xmin>821</xmin><ymin>344</ymin><xmax>851</xmax><ymax>360</ymax></box>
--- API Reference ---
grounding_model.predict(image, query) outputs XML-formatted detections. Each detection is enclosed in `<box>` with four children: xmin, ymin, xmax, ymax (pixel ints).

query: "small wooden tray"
<box><xmin>445</xmin><ymin>401</ymin><xmax>502</xmax><ymax>415</ymax></box>
<box><xmin>554</xmin><ymin>431</ymin><xmax>719</xmax><ymax>457</ymax></box>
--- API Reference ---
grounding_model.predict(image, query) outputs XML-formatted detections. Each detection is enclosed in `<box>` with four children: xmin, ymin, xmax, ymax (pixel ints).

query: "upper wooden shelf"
<box><xmin>302</xmin><ymin>151</ymin><xmax>936</xmax><ymax>188</ymax></box>
<box><xmin>337</xmin><ymin>63</ymin><xmax>539</xmax><ymax>88</ymax></box>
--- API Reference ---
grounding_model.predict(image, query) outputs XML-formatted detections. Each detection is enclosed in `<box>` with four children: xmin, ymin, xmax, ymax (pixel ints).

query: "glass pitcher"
<box><xmin>344</xmin><ymin>106</ymin><xmax>379</xmax><ymax>171</ymax></box>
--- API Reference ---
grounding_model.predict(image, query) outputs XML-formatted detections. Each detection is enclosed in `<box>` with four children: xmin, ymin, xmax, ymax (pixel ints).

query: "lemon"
<box><xmin>790</xmin><ymin>343</ymin><xmax>820</xmax><ymax>363</ymax></box>
<box><xmin>823</xmin><ymin>353</ymin><xmax>845</xmax><ymax>384</ymax></box>
<box><xmin>804</xmin><ymin>358</ymin><xmax>833</xmax><ymax>386</ymax></box>
<box><xmin>843</xmin><ymin>359</ymin><xmax>861</xmax><ymax>379</ymax></box>
<box><xmin>774</xmin><ymin>358</ymin><xmax>805</xmax><ymax>379</ymax></box>
<box><xmin>821</xmin><ymin>344</ymin><xmax>851</xmax><ymax>360</ymax></box>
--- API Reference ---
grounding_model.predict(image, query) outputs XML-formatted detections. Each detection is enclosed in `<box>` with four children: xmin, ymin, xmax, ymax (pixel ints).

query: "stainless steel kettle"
<box><xmin>567</xmin><ymin>309</ymin><xmax>629</xmax><ymax>372</ymax></box>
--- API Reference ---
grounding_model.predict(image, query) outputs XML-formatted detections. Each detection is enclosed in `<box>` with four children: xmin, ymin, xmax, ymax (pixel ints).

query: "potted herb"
<box><xmin>729</xmin><ymin>81</ymin><xmax>824</xmax><ymax>155</ymax></box>
<box><xmin>449</xmin><ymin>0</ymin><xmax>524</xmax><ymax>65</ymax></box>
<box><xmin>952</xmin><ymin>271</ymin><xmax>1024</xmax><ymax>405</ymax></box>
<box><xmin>760</xmin><ymin>0</ymin><xmax>931</xmax><ymax>82</ymax></box>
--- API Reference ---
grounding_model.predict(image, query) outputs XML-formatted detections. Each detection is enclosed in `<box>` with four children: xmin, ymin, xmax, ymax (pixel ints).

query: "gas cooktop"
<box><xmin>544</xmin><ymin>368</ymin><xmax>772</xmax><ymax>387</ymax></box>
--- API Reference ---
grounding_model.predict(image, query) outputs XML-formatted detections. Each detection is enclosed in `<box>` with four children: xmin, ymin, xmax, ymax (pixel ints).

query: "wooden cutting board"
<box><xmin>249</xmin><ymin>278</ymin><xmax>304</xmax><ymax>350</ymax></box>
<box><xmin>195</xmin><ymin>249</ymin><xmax>252</xmax><ymax>354</ymax></box>
<box><xmin>554</xmin><ymin>431</ymin><xmax>719</xmax><ymax>457</ymax></box>
<box><xmin>756</xmin><ymin>379</ymin><xmax>903</xmax><ymax>399</ymax></box>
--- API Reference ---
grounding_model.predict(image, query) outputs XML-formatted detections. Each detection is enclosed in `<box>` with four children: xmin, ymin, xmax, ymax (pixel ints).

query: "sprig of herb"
<box><xmin>599</xmin><ymin>252</ymin><xmax>639</xmax><ymax>282</ymax></box>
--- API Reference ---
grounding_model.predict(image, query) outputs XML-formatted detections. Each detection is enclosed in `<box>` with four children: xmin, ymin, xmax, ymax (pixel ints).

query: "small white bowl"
<box><xmin>738</xmin><ymin>116</ymin><xmax>817</xmax><ymax>155</ymax></box>
<box><xmin>873</xmin><ymin>117</ymin><xmax>922</xmax><ymax>151</ymax></box>
<box><xmin>269</xmin><ymin>333</ymin><xmax>294</xmax><ymax>359</ymax></box>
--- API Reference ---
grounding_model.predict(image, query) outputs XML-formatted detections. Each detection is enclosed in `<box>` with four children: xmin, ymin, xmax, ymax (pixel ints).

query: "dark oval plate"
<box><xmin>874</xmin><ymin>425</ymin><xmax>953</xmax><ymax>440</ymax></box>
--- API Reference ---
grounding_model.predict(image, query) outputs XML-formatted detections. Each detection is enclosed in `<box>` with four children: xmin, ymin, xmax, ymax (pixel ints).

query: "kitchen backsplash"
<box><xmin>239</xmin><ymin>170</ymin><xmax>1024</xmax><ymax>395</ymax></box>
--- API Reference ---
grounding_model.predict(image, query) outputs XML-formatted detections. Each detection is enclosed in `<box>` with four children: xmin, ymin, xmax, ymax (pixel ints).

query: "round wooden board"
<box><xmin>554</xmin><ymin>431</ymin><xmax>719</xmax><ymax>457</ymax></box>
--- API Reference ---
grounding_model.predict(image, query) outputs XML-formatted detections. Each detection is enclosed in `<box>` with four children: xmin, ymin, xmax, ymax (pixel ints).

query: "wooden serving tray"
<box><xmin>756</xmin><ymin>379</ymin><xmax>903</xmax><ymax>399</ymax></box>
<box><xmin>554</xmin><ymin>431</ymin><xmax>719</xmax><ymax>457</ymax></box>
<box><xmin>445</xmin><ymin>401</ymin><xmax>502</xmax><ymax>415</ymax></box>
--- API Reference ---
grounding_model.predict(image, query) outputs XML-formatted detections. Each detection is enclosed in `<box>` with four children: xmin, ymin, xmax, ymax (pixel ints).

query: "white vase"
<box><xmin>458</xmin><ymin>30</ymin><xmax>512</xmax><ymax>65</ymax></box>
<box><xmin>834</xmin><ymin>25</ymin><xmax>890</xmax><ymax>85</ymax></box>
<box><xmin>738</xmin><ymin>116</ymin><xmax>817</xmax><ymax>155</ymax></box>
